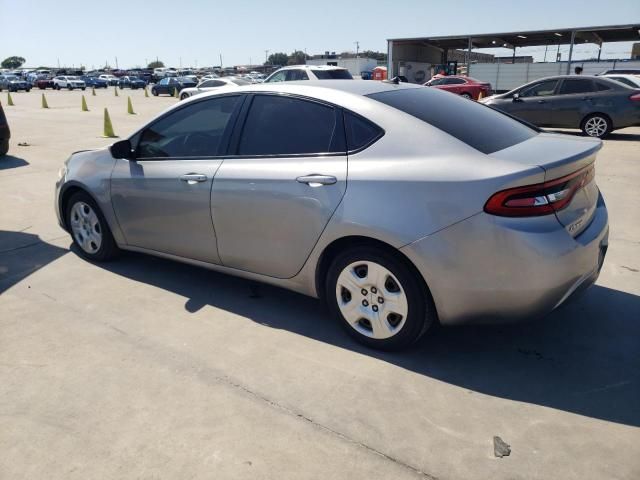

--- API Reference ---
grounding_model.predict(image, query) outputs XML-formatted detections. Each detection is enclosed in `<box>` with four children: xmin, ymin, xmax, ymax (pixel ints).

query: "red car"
<box><xmin>424</xmin><ymin>75</ymin><xmax>492</xmax><ymax>100</ymax></box>
<box><xmin>36</xmin><ymin>77</ymin><xmax>55</xmax><ymax>90</ymax></box>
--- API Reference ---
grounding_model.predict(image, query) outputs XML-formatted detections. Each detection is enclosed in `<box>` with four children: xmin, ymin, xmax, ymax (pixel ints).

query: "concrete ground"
<box><xmin>1</xmin><ymin>87</ymin><xmax>639</xmax><ymax>480</ymax></box>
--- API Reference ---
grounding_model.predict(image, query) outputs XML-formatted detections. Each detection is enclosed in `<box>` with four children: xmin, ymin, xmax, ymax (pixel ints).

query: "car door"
<box><xmin>444</xmin><ymin>77</ymin><xmax>466</xmax><ymax>94</ymax></box>
<box><xmin>551</xmin><ymin>78</ymin><xmax>603</xmax><ymax>128</ymax></box>
<box><xmin>110</xmin><ymin>94</ymin><xmax>244</xmax><ymax>263</ymax></box>
<box><xmin>211</xmin><ymin>93</ymin><xmax>348</xmax><ymax>278</ymax></box>
<box><xmin>505</xmin><ymin>79</ymin><xmax>559</xmax><ymax>126</ymax></box>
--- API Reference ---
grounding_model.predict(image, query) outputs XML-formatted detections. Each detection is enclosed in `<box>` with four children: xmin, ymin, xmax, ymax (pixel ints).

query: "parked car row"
<box><xmin>0</xmin><ymin>74</ymin><xmax>32</xmax><ymax>92</ymax></box>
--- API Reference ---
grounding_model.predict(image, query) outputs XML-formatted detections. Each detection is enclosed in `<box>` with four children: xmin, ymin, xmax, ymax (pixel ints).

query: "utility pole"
<box><xmin>265</xmin><ymin>50</ymin><xmax>270</xmax><ymax>65</ymax></box>
<box><xmin>354</xmin><ymin>41</ymin><xmax>360</xmax><ymax>77</ymax></box>
<box><xmin>219</xmin><ymin>54</ymin><xmax>223</xmax><ymax>69</ymax></box>
<box><xmin>115</xmin><ymin>57</ymin><xmax>118</xmax><ymax>69</ymax></box>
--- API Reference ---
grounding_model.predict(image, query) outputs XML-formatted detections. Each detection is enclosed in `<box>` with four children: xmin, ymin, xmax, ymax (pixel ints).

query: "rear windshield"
<box><xmin>368</xmin><ymin>88</ymin><xmax>537</xmax><ymax>154</ymax></box>
<box><xmin>313</xmin><ymin>70</ymin><xmax>353</xmax><ymax>80</ymax></box>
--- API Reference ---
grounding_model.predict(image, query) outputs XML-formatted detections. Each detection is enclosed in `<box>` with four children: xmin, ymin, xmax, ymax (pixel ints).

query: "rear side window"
<box><xmin>559</xmin><ymin>79</ymin><xmax>596</xmax><ymax>94</ymax></box>
<box><xmin>344</xmin><ymin>112</ymin><xmax>383</xmax><ymax>152</ymax></box>
<box><xmin>313</xmin><ymin>69</ymin><xmax>353</xmax><ymax>80</ymax></box>
<box><xmin>286</xmin><ymin>70</ymin><xmax>309</xmax><ymax>81</ymax></box>
<box><xmin>238</xmin><ymin>95</ymin><xmax>343</xmax><ymax>156</ymax></box>
<box><xmin>595</xmin><ymin>82</ymin><xmax>611</xmax><ymax>91</ymax></box>
<box><xmin>368</xmin><ymin>88</ymin><xmax>537</xmax><ymax>154</ymax></box>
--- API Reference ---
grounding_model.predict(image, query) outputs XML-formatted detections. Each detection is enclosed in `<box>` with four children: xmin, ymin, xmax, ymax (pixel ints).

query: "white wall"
<box><xmin>468</xmin><ymin>60</ymin><xmax>640</xmax><ymax>91</ymax></box>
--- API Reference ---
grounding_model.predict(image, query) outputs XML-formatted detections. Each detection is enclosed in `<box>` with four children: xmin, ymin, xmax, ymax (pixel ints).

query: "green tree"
<box><xmin>288</xmin><ymin>50</ymin><xmax>309</xmax><ymax>65</ymax></box>
<box><xmin>266</xmin><ymin>52</ymin><xmax>288</xmax><ymax>66</ymax></box>
<box><xmin>147</xmin><ymin>60</ymin><xmax>165</xmax><ymax>69</ymax></box>
<box><xmin>1</xmin><ymin>56</ymin><xmax>26</xmax><ymax>69</ymax></box>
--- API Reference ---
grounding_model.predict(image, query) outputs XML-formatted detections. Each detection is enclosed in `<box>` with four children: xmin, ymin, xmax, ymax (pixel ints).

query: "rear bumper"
<box><xmin>401</xmin><ymin>192</ymin><xmax>609</xmax><ymax>326</ymax></box>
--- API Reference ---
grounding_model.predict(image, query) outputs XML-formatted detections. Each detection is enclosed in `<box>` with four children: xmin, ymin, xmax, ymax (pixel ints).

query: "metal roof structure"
<box><xmin>388</xmin><ymin>24</ymin><xmax>640</xmax><ymax>49</ymax></box>
<box><xmin>387</xmin><ymin>24</ymin><xmax>640</xmax><ymax>75</ymax></box>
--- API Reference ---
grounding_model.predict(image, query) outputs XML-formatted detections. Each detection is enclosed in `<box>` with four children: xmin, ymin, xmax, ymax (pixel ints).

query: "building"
<box><xmin>632</xmin><ymin>43</ymin><xmax>640</xmax><ymax>60</ymax></box>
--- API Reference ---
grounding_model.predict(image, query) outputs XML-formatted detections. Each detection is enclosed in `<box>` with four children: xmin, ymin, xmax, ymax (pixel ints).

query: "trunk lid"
<box><xmin>490</xmin><ymin>132</ymin><xmax>602</xmax><ymax>237</ymax></box>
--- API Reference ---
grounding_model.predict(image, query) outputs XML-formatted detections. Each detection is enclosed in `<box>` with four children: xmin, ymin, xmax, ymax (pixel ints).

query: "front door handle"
<box><xmin>537</xmin><ymin>99</ymin><xmax>547</xmax><ymax>104</ymax></box>
<box><xmin>296</xmin><ymin>174</ymin><xmax>337</xmax><ymax>186</ymax></box>
<box><xmin>180</xmin><ymin>173</ymin><xmax>208</xmax><ymax>184</ymax></box>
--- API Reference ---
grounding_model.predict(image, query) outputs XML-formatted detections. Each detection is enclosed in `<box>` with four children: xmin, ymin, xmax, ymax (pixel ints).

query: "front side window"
<box><xmin>159</xmin><ymin>78</ymin><xmax>169</xmax><ymax>85</ymax></box>
<box><xmin>136</xmin><ymin>96</ymin><xmax>241</xmax><ymax>159</ymax></box>
<box><xmin>558</xmin><ymin>79</ymin><xmax>596</xmax><ymax>95</ymax></box>
<box><xmin>238</xmin><ymin>95</ymin><xmax>341</xmax><ymax>156</ymax></box>
<box><xmin>266</xmin><ymin>71</ymin><xmax>287</xmax><ymax>83</ymax></box>
<box><xmin>520</xmin><ymin>80</ymin><xmax>559</xmax><ymax>97</ymax></box>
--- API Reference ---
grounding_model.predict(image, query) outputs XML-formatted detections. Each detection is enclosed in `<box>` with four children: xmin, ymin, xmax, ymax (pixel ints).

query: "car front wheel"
<box><xmin>581</xmin><ymin>114</ymin><xmax>612</xmax><ymax>138</ymax></box>
<box><xmin>326</xmin><ymin>246</ymin><xmax>435</xmax><ymax>350</ymax></box>
<box><xmin>66</xmin><ymin>191</ymin><xmax>120</xmax><ymax>261</ymax></box>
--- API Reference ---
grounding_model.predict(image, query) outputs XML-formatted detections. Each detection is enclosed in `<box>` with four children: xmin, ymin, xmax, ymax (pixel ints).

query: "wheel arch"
<box><xmin>59</xmin><ymin>182</ymin><xmax>102</xmax><ymax>231</ymax></box>
<box><xmin>314</xmin><ymin>235</ymin><xmax>439</xmax><ymax>322</ymax></box>
<box><xmin>581</xmin><ymin>111</ymin><xmax>613</xmax><ymax>130</ymax></box>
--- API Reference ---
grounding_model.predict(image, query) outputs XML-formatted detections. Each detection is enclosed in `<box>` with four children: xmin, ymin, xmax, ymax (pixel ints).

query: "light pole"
<box><xmin>354</xmin><ymin>41</ymin><xmax>360</xmax><ymax>77</ymax></box>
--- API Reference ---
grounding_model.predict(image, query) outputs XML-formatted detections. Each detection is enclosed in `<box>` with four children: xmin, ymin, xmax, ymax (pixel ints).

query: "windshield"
<box><xmin>313</xmin><ymin>69</ymin><xmax>353</xmax><ymax>79</ymax></box>
<box><xmin>368</xmin><ymin>87</ymin><xmax>537</xmax><ymax>154</ymax></box>
<box><xmin>230</xmin><ymin>78</ymin><xmax>251</xmax><ymax>86</ymax></box>
<box><xmin>6</xmin><ymin>76</ymin><xmax>19</xmax><ymax>81</ymax></box>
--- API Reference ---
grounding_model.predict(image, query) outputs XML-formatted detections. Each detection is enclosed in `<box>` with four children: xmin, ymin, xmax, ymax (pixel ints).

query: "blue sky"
<box><xmin>1</xmin><ymin>0</ymin><xmax>638</xmax><ymax>68</ymax></box>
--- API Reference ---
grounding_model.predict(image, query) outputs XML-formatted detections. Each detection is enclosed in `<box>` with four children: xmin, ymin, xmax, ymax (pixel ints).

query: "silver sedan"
<box><xmin>55</xmin><ymin>81</ymin><xmax>609</xmax><ymax>350</ymax></box>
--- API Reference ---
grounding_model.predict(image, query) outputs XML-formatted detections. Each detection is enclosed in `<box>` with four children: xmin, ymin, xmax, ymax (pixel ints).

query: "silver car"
<box><xmin>55</xmin><ymin>81</ymin><xmax>609</xmax><ymax>350</ymax></box>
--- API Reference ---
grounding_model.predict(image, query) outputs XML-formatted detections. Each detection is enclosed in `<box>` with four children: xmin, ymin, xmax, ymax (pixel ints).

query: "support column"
<box><xmin>566</xmin><ymin>30</ymin><xmax>576</xmax><ymax>74</ymax></box>
<box><xmin>387</xmin><ymin>40</ymin><xmax>393</xmax><ymax>76</ymax></box>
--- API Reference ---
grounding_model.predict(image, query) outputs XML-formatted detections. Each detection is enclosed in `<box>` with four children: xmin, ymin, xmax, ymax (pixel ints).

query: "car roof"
<box><xmin>275</xmin><ymin>65</ymin><xmax>349</xmax><ymax>71</ymax></box>
<box><xmin>227</xmin><ymin>79</ymin><xmax>422</xmax><ymax>97</ymax></box>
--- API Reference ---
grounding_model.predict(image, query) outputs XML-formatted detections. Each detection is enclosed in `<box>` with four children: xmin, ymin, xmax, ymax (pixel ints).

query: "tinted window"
<box><xmin>238</xmin><ymin>95</ymin><xmax>341</xmax><ymax>156</ymax></box>
<box><xmin>344</xmin><ymin>112</ymin><xmax>383</xmax><ymax>151</ymax></box>
<box><xmin>230</xmin><ymin>78</ymin><xmax>251</xmax><ymax>86</ymax></box>
<box><xmin>368</xmin><ymin>88</ymin><xmax>537</xmax><ymax>154</ymax></box>
<box><xmin>428</xmin><ymin>78</ymin><xmax>446</xmax><ymax>86</ymax></box>
<box><xmin>595</xmin><ymin>81</ymin><xmax>611</xmax><ymax>91</ymax></box>
<box><xmin>313</xmin><ymin>69</ymin><xmax>353</xmax><ymax>79</ymax></box>
<box><xmin>445</xmin><ymin>78</ymin><xmax>466</xmax><ymax>85</ymax></box>
<box><xmin>286</xmin><ymin>69</ymin><xmax>309</xmax><ymax>81</ymax></box>
<box><xmin>137</xmin><ymin>96</ymin><xmax>240</xmax><ymax>158</ymax></box>
<box><xmin>520</xmin><ymin>80</ymin><xmax>558</xmax><ymax>97</ymax></box>
<box><xmin>559</xmin><ymin>79</ymin><xmax>595</xmax><ymax>95</ymax></box>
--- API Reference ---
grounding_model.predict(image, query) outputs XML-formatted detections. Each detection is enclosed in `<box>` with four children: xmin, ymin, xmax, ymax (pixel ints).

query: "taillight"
<box><xmin>484</xmin><ymin>164</ymin><xmax>595</xmax><ymax>217</ymax></box>
<box><xmin>630</xmin><ymin>92</ymin><xmax>640</xmax><ymax>101</ymax></box>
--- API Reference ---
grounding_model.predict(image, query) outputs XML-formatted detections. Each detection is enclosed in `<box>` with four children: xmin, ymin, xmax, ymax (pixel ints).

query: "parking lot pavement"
<box><xmin>1</xmin><ymin>88</ymin><xmax>639</xmax><ymax>480</ymax></box>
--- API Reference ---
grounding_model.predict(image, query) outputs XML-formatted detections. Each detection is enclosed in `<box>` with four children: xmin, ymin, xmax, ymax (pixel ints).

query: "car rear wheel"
<box><xmin>461</xmin><ymin>92</ymin><xmax>472</xmax><ymax>99</ymax></box>
<box><xmin>152</xmin><ymin>88</ymin><xmax>158</xmax><ymax>96</ymax></box>
<box><xmin>326</xmin><ymin>246</ymin><xmax>435</xmax><ymax>350</ymax></box>
<box><xmin>581</xmin><ymin>114</ymin><xmax>612</xmax><ymax>138</ymax></box>
<box><xmin>66</xmin><ymin>191</ymin><xmax>120</xmax><ymax>262</ymax></box>
<box><xmin>180</xmin><ymin>92</ymin><xmax>189</xmax><ymax>100</ymax></box>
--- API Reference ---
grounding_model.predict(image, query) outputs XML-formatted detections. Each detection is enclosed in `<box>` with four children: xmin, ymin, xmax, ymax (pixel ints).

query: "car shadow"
<box><xmin>86</xmin><ymin>249</ymin><xmax>640</xmax><ymax>428</ymax></box>
<box><xmin>0</xmin><ymin>155</ymin><xmax>29</xmax><ymax>170</ymax></box>
<box><xmin>0</xmin><ymin>230</ymin><xmax>68</xmax><ymax>294</ymax></box>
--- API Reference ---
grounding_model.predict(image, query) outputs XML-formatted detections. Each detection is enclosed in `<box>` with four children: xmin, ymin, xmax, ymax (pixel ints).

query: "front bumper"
<box><xmin>401</xmin><ymin>192</ymin><xmax>609</xmax><ymax>326</ymax></box>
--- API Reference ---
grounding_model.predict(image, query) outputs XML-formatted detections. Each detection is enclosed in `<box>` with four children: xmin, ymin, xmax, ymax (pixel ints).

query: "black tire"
<box><xmin>325</xmin><ymin>246</ymin><xmax>435</xmax><ymax>351</ymax></box>
<box><xmin>26</xmin><ymin>88</ymin><xmax>31</xmax><ymax>92</ymax></box>
<box><xmin>81</xmin><ymin>87</ymin><xmax>86</xmax><ymax>91</ymax></box>
<box><xmin>0</xmin><ymin>138</ymin><xmax>9</xmax><ymax>156</ymax></box>
<box><xmin>180</xmin><ymin>92</ymin><xmax>189</xmax><ymax>101</ymax></box>
<box><xmin>461</xmin><ymin>92</ymin><xmax>472</xmax><ymax>99</ymax></box>
<box><xmin>65</xmin><ymin>191</ymin><xmax>120</xmax><ymax>262</ymax></box>
<box><xmin>581</xmin><ymin>113</ymin><xmax>612</xmax><ymax>139</ymax></box>
<box><xmin>152</xmin><ymin>88</ymin><xmax>158</xmax><ymax>96</ymax></box>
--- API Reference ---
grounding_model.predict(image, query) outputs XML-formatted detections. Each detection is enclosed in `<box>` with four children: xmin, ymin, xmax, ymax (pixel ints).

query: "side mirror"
<box><xmin>512</xmin><ymin>93</ymin><xmax>521</xmax><ymax>102</ymax></box>
<box><xmin>110</xmin><ymin>139</ymin><xmax>134</xmax><ymax>160</ymax></box>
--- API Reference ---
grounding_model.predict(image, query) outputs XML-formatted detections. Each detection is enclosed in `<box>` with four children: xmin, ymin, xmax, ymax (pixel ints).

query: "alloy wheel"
<box><xmin>69</xmin><ymin>201</ymin><xmax>103</xmax><ymax>254</ymax></box>
<box><xmin>584</xmin><ymin>116</ymin><xmax>608</xmax><ymax>137</ymax></box>
<box><xmin>335</xmin><ymin>261</ymin><xmax>408</xmax><ymax>339</ymax></box>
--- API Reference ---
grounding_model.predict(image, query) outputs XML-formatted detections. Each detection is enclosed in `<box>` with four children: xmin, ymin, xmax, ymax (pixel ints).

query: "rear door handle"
<box><xmin>180</xmin><ymin>173</ymin><xmax>208</xmax><ymax>184</ymax></box>
<box><xmin>296</xmin><ymin>174</ymin><xmax>337</xmax><ymax>186</ymax></box>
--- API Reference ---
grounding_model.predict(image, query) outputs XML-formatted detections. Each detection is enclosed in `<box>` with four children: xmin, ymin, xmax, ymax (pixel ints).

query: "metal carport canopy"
<box><xmin>387</xmin><ymin>24</ymin><xmax>640</xmax><ymax>75</ymax></box>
